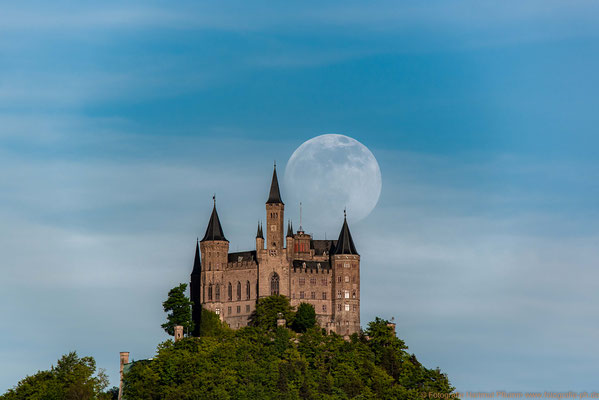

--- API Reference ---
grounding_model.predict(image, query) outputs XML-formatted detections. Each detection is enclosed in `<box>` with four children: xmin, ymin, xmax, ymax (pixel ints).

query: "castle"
<box><xmin>190</xmin><ymin>165</ymin><xmax>361</xmax><ymax>336</ymax></box>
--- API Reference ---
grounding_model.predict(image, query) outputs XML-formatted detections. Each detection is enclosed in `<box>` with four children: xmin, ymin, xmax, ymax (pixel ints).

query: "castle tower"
<box><xmin>331</xmin><ymin>211</ymin><xmax>360</xmax><ymax>337</ymax></box>
<box><xmin>286</xmin><ymin>220</ymin><xmax>294</xmax><ymax>260</ymax></box>
<box><xmin>265</xmin><ymin>164</ymin><xmax>284</xmax><ymax>252</ymax></box>
<box><xmin>190</xmin><ymin>240</ymin><xmax>202</xmax><ymax>336</ymax></box>
<box><xmin>256</xmin><ymin>221</ymin><xmax>264</xmax><ymax>250</ymax></box>
<box><xmin>199</xmin><ymin>197</ymin><xmax>229</xmax><ymax>320</ymax></box>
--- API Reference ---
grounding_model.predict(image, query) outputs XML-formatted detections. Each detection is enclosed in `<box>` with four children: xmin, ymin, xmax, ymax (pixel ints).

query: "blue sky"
<box><xmin>1</xmin><ymin>0</ymin><xmax>598</xmax><ymax>392</ymax></box>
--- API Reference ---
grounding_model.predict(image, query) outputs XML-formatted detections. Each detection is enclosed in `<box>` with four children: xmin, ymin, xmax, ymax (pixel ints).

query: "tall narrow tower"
<box><xmin>331</xmin><ymin>211</ymin><xmax>360</xmax><ymax>337</ymax></box>
<box><xmin>190</xmin><ymin>240</ymin><xmax>202</xmax><ymax>336</ymax></box>
<box><xmin>265</xmin><ymin>164</ymin><xmax>284</xmax><ymax>252</ymax></box>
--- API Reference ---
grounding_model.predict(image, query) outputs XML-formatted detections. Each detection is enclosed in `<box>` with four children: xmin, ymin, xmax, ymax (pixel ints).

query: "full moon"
<box><xmin>283</xmin><ymin>134</ymin><xmax>382</xmax><ymax>232</ymax></box>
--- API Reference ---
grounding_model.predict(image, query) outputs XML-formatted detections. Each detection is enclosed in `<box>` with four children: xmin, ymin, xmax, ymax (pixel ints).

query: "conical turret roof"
<box><xmin>201</xmin><ymin>198</ymin><xmax>227</xmax><ymax>242</ymax></box>
<box><xmin>191</xmin><ymin>240</ymin><xmax>202</xmax><ymax>276</ymax></box>
<box><xmin>266</xmin><ymin>164</ymin><xmax>284</xmax><ymax>204</ymax></box>
<box><xmin>333</xmin><ymin>212</ymin><xmax>358</xmax><ymax>255</ymax></box>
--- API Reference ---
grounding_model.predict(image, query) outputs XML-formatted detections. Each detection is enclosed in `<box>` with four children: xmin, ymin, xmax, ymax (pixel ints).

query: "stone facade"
<box><xmin>190</xmin><ymin>165</ymin><xmax>360</xmax><ymax>336</ymax></box>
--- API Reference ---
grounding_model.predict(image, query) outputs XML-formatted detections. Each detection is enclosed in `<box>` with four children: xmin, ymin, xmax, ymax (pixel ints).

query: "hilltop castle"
<box><xmin>190</xmin><ymin>165</ymin><xmax>360</xmax><ymax>336</ymax></box>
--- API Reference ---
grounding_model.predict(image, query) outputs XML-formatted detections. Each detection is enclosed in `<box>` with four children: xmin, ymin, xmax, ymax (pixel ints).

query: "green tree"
<box><xmin>199</xmin><ymin>308</ymin><xmax>230</xmax><ymax>337</ymax></box>
<box><xmin>291</xmin><ymin>302</ymin><xmax>316</xmax><ymax>333</ymax></box>
<box><xmin>161</xmin><ymin>283</ymin><xmax>194</xmax><ymax>336</ymax></box>
<box><xmin>1</xmin><ymin>352</ymin><xmax>109</xmax><ymax>400</ymax></box>
<box><xmin>248</xmin><ymin>294</ymin><xmax>295</xmax><ymax>330</ymax></box>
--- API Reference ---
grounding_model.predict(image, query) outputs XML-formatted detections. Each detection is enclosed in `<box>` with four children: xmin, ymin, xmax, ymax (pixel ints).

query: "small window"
<box><xmin>322</xmin><ymin>292</ymin><xmax>327</xmax><ymax>300</ymax></box>
<box><xmin>311</xmin><ymin>291</ymin><xmax>316</xmax><ymax>300</ymax></box>
<box><xmin>345</xmin><ymin>304</ymin><xmax>350</xmax><ymax>311</ymax></box>
<box><xmin>215</xmin><ymin>308</ymin><xmax>220</xmax><ymax>315</ymax></box>
<box><xmin>337</xmin><ymin>290</ymin><xmax>342</xmax><ymax>299</ymax></box>
<box><xmin>236</xmin><ymin>306</ymin><xmax>241</xmax><ymax>314</ymax></box>
<box><xmin>215</xmin><ymin>285</ymin><xmax>220</xmax><ymax>301</ymax></box>
<box><xmin>310</xmin><ymin>277</ymin><xmax>316</xmax><ymax>285</ymax></box>
<box><xmin>299</xmin><ymin>277</ymin><xmax>305</xmax><ymax>285</ymax></box>
<box><xmin>246</xmin><ymin>305</ymin><xmax>250</xmax><ymax>312</ymax></box>
<box><xmin>344</xmin><ymin>290</ymin><xmax>349</xmax><ymax>299</ymax></box>
<box><xmin>270</xmin><ymin>273</ymin><xmax>280</xmax><ymax>295</ymax></box>
<box><xmin>208</xmin><ymin>284</ymin><xmax>213</xmax><ymax>301</ymax></box>
<box><xmin>352</xmin><ymin>304</ymin><xmax>357</xmax><ymax>312</ymax></box>
<box><xmin>344</xmin><ymin>276</ymin><xmax>349</xmax><ymax>283</ymax></box>
<box><xmin>322</xmin><ymin>305</ymin><xmax>327</xmax><ymax>312</ymax></box>
<box><xmin>300</xmin><ymin>291</ymin><xmax>305</xmax><ymax>299</ymax></box>
<box><xmin>228</xmin><ymin>282</ymin><xmax>232</xmax><ymax>301</ymax></box>
<box><xmin>337</xmin><ymin>276</ymin><xmax>342</xmax><ymax>283</ymax></box>
<box><xmin>344</xmin><ymin>263</ymin><xmax>350</xmax><ymax>268</ymax></box>
<box><xmin>321</xmin><ymin>278</ymin><xmax>328</xmax><ymax>285</ymax></box>
<box><xmin>228</xmin><ymin>306</ymin><xmax>232</xmax><ymax>315</ymax></box>
<box><xmin>352</xmin><ymin>290</ymin><xmax>356</xmax><ymax>299</ymax></box>
<box><xmin>246</xmin><ymin>281</ymin><xmax>251</xmax><ymax>300</ymax></box>
<box><xmin>237</xmin><ymin>281</ymin><xmax>241</xmax><ymax>300</ymax></box>
<box><xmin>337</xmin><ymin>304</ymin><xmax>342</xmax><ymax>311</ymax></box>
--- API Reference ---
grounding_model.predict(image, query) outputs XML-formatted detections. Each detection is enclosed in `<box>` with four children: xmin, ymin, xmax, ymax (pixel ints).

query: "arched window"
<box><xmin>236</xmin><ymin>281</ymin><xmax>241</xmax><ymax>300</ymax></box>
<box><xmin>215</xmin><ymin>284</ymin><xmax>220</xmax><ymax>301</ymax></box>
<box><xmin>246</xmin><ymin>280</ymin><xmax>251</xmax><ymax>300</ymax></box>
<box><xmin>208</xmin><ymin>284</ymin><xmax>213</xmax><ymax>301</ymax></box>
<box><xmin>270</xmin><ymin>273</ymin><xmax>280</xmax><ymax>296</ymax></box>
<box><xmin>228</xmin><ymin>282</ymin><xmax>232</xmax><ymax>301</ymax></box>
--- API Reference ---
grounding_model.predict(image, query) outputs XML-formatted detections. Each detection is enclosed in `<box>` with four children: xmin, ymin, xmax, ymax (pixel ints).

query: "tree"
<box><xmin>291</xmin><ymin>302</ymin><xmax>316</xmax><ymax>333</ymax></box>
<box><xmin>161</xmin><ymin>283</ymin><xmax>194</xmax><ymax>336</ymax></box>
<box><xmin>199</xmin><ymin>308</ymin><xmax>230</xmax><ymax>337</ymax></box>
<box><xmin>0</xmin><ymin>352</ymin><xmax>109</xmax><ymax>400</ymax></box>
<box><xmin>248</xmin><ymin>294</ymin><xmax>295</xmax><ymax>330</ymax></box>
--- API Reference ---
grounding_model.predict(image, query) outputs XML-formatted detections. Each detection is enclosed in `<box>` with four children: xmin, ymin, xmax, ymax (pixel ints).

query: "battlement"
<box><xmin>291</xmin><ymin>260</ymin><xmax>331</xmax><ymax>274</ymax></box>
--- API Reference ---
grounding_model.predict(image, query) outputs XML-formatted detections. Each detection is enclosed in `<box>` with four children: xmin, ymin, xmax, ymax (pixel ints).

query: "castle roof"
<box><xmin>333</xmin><ymin>214</ymin><xmax>358</xmax><ymax>255</ymax></box>
<box><xmin>201</xmin><ymin>200</ymin><xmax>228</xmax><ymax>242</ymax></box>
<box><xmin>266</xmin><ymin>165</ymin><xmax>284</xmax><ymax>204</ymax></box>
<box><xmin>311</xmin><ymin>239</ymin><xmax>336</xmax><ymax>256</ymax></box>
<box><xmin>286</xmin><ymin>220</ymin><xmax>294</xmax><ymax>237</ymax></box>
<box><xmin>191</xmin><ymin>240</ymin><xmax>202</xmax><ymax>275</ymax></box>
<box><xmin>228</xmin><ymin>250</ymin><xmax>257</xmax><ymax>263</ymax></box>
<box><xmin>292</xmin><ymin>259</ymin><xmax>331</xmax><ymax>271</ymax></box>
<box><xmin>256</xmin><ymin>221</ymin><xmax>263</xmax><ymax>239</ymax></box>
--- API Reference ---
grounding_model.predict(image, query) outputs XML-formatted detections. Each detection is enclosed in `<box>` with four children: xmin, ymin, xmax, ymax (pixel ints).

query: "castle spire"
<box><xmin>266</xmin><ymin>163</ymin><xmax>284</xmax><ymax>204</ymax></box>
<box><xmin>286</xmin><ymin>220</ymin><xmax>293</xmax><ymax>237</ymax></box>
<box><xmin>201</xmin><ymin>197</ymin><xmax>227</xmax><ymax>242</ymax></box>
<box><xmin>256</xmin><ymin>221</ymin><xmax>263</xmax><ymax>239</ymax></box>
<box><xmin>191</xmin><ymin>239</ymin><xmax>201</xmax><ymax>275</ymax></box>
<box><xmin>333</xmin><ymin>211</ymin><xmax>358</xmax><ymax>255</ymax></box>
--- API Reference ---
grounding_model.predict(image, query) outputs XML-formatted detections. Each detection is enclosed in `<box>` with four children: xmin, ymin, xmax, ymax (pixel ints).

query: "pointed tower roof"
<box><xmin>201</xmin><ymin>197</ymin><xmax>228</xmax><ymax>242</ymax></box>
<box><xmin>266</xmin><ymin>164</ymin><xmax>284</xmax><ymax>204</ymax></box>
<box><xmin>333</xmin><ymin>211</ymin><xmax>358</xmax><ymax>255</ymax></box>
<box><xmin>191</xmin><ymin>239</ymin><xmax>202</xmax><ymax>276</ymax></box>
<box><xmin>286</xmin><ymin>220</ymin><xmax>293</xmax><ymax>237</ymax></box>
<box><xmin>256</xmin><ymin>221</ymin><xmax>263</xmax><ymax>239</ymax></box>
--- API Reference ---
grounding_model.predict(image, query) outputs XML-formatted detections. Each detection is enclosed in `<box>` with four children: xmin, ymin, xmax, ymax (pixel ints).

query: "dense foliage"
<box><xmin>162</xmin><ymin>283</ymin><xmax>194</xmax><ymax>336</ymax></box>
<box><xmin>248</xmin><ymin>294</ymin><xmax>295</xmax><ymax>330</ymax></box>
<box><xmin>124</xmin><ymin>306</ymin><xmax>454</xmax><ymax>399</ymax></box>
<box><xmin>0</xmin><ymin>352</ymin><xmax>113</xmax><ymax>400</ymax></box>
<box><xmin>291</xmin><ymin>302</ymin><xmax>317</xmax><ymax>333</ymax></box>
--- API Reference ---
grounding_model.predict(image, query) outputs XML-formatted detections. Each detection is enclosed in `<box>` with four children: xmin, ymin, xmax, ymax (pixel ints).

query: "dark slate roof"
<box><xmin>228</xmin><ymin>250</ymin><xmax>257</xmax><ymax>263</ymax></box>
<box><xmin>292</xmin><ymin>259</ymin><xmax>331</xmax><ymax>271</ymax></box>
<box><xmin>286</xmin><ymin>220</ymin><xmax>293</xmax><ymax>237</ymax></box>
<box><xmin>256</xmin><ymin>222</ymin><xmax>263</xmax><ymax>239</ymax></box>
<box><xmin>266</xmin><ymin>166</ymin><xmax>284</xmax><ymax>204</ymax></box>
<box><xmin>191</xmin><ymin>240</ymin><xmax>202</xmax><ymax>276</ymax></box>
<box><xmin>311</xmin><ymin>239</ymin><xmax>336</xmax><ymax>256</ymax></box>
<box><xmin>201</xmin><ymin>204</ymin><xmax>227</xmax><ymax>242</ymax></box>
<box><xmin>333</xmin><ymin>216</ymin><xmax>359</xmax><ymax>255</ymax></box>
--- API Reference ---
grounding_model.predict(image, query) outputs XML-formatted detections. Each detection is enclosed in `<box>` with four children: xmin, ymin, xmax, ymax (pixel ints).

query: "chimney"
<box><xmin>118</xmin><ymin>352</ymin><xmax>129</xmax><ymax>400</ymax></box>
<box><xmin>174</xmin><ymin>325</ymin><xmax>184</xmax><ymax>342</ymax></box>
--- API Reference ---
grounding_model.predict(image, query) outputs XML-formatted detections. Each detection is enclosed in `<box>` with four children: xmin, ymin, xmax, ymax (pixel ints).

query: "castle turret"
<box><xmin>331</xmin><ymin>211</ymin><xmax>360</xmax><ymax>337</ymax></box>
<box><xmin>190</xmin><ymin>240</ymin><xmax>202</xmax><ymax>336</ymax></box>
<box><xmin>256</xmin><ymin>221</ymin><xmax>264</xmax><ymax>250</ymax></box>
<box><xmin>265</xmin><ymin>164</ymin><xmax>284</xmax><ymax>252</ymax></box>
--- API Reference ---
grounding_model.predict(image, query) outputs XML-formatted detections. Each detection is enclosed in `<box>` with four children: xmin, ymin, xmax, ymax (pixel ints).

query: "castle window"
<box><xmin>337</xmin><ymin>290</ymin><xmax>342</xmax><ymax>299</ymax></box>
<box><xmin>228</xmin><ymin>282</ymin><xmax>232</xmax><ymax>301</ymax></box>
<box><xmin>246</xmin><ymin>305</ymin><xmax>250</xmax><ymax>312</ymax></box>
<box><xmin>345</xmin><ymin>276</ymin><xmax>349</xmax><ymax>283</ymax></box>
<box><xmin>208</xmin><ymin>262</ymin><xmax>211</xmax><ymax>271</ymax></box>
<box><xmin>337</xmin><ymin>304</ymin><xmax>342</xmax><ymax>311</ymax></box>
<box><xmin>246</xmin><ymin>281</ymin><xmax>250</xmax><ymax>300</ymax></box>
<box><xmin>270</xmin><ymin>273</ymin><xmax>280</xmax><ymax>296</ymax></box>
<box><xmin>345</xmin><ymin>304</ymin><xmax>350</xmax><ymax>312</ymax></box>
<box><xmin>228</xmin><ymin>306</ymin><xmax>232</xmax><ymax>315</ymax></box>
<box><xmin>208</xmin><ymin>284</ymin><xmax>213</xmax><ymax>301</ymax></box>
<box><xmin>321</xmin><ymin>278</ymin><xmax>328</xmax><ymax>285</ymax></box>
<box><xmin>215</xmin><ymin>308</ymin><xmax>220</xmax><ymax>315</ymax></box>
<box><xmin>311</xmin><ymin>291</ymin><xmax>316</xmax><ymax>300</ymax></box>
<box><xmin>215</xmin><ymin>285</ymin><xmax>220</xmax><ymax>300</ymax></box>
<box><xmin>344</xmin><ymin>290</ymin><xmax>349</xmax><ymax>299</ymax></box>
<box><xmin>322</xmin><ymin>305</ymin><xmax>327</xmax><ymax>312</ymax></box>
<box><xmin>322</xmin><ymin>292</ymin><xmax>327</xmax><ymax>300</ymax></box>
<box><xmin>352</xmin><ymin>290</ymin><xmax>356</xmax><ymax>299</ymax></box>
<box><xmin>299</xmin><ymin>277</ymin><xmax>305</xmax><ymax>285</ymax></box>
<box><xmin>310</xmin><ymin>277</ymin><xmax>316</xmax><ymax>285</ymax></box>
<box><xmin>300</xmin><ymin>291</ymin><xmax>305</xmax><ymax>299</ymax></box>
<box><xmin>236</xmin><ymin>306</ymin><xmax>241</xmax><ymax>314</ymax></box>
<box><xmin>236</xmin><ymin>281</ymin><xmax>241</xmax><ymax>300</ymax></box>
<box><xmin>352</xmin><ymin>304</ymin><xmax>357</xmax><ymax>312</ymax></box>
<box><xmin>337</xmin><ymin>276</ymin><xmax>342</xmax><ymax>283</ymax></box>
<box><xmin>344</xmin><ymin>263</ymin><xmax>350</xmax><ymax>268</ymax></box>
